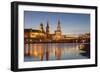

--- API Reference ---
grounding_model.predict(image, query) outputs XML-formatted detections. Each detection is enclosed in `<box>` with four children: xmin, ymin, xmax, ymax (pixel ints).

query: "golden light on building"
<box><xmin>24</xmin><ymin>20</ymin><xmax>90</xmax><ymax>43</ymax></box>
<box><xmin>53</xmin><ymin>20</ymin><xmax>62</xmax><ymax>40</ymax></box>
<box><xmin>24</xmin><ymin>20</ymin><xmax>63</xmax><ymax>41</ymax></box>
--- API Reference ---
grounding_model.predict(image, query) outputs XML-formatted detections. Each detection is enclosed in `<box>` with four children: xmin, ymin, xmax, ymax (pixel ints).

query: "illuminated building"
<box><xmin>24</xmin><ymin>20</ymin><xmax>63</xmax><ymax>42</ymax></box>
<box><xmin>53</xmin><ymin>20</ymin><xmax>62</xmax><ymax>40</ymax></box>
<box><xmin>24</xmin><ymin>20</ymin><xmax>90</xmax><ymax>42</ymax></box>
<box><xmin>40</xmin><ymin>22</ymin><xmax>45</xmax><ymax>33</ymax></box>
<box><xmin>24</xmin><ymin>22</ymin><xmax>46</xmax><ymax>42</ymax></box>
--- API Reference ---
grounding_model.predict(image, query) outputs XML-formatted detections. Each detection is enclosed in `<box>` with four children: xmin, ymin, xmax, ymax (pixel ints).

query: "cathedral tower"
<box><xmin>46</xmin><ymin>21</ymin><xmax>50</xmax><ymax>34</ymax></box>
<box><xmin>46</xmin><ymin>21</ymin><xmax>50</xmax><ymax>39</ymax></box>
<box><xmin>40</xmin><ymin>22</ymin><xmax>45</xmax><ymax>33</ymax></box>
<box><xmin>54</xmin><ymin>20</ymin><xmax>62</xmax><ymax>40</ymax></box>
<box><xmin>57</xmin><ymin>20</ymin><xmax>61</xmax><ymax>32</ymax></box>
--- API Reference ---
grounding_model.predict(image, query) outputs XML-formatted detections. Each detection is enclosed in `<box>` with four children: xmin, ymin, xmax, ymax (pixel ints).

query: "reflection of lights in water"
<box><xmin>24</xmin><ymin>44</ymin><xmax>29</xmax><ymax>55</ymax></box>
<box><xmin>30</xmin><ymin>44</ymin><xmax>44</xmax><ymax>61</ymax></box>
<box><xmin>79</xmin><ymin>44</ymin><xmax>85</xmax><ymax>49</ymax></box>
<box><xmin>24</xmin><ymin>43</ymin><xmax>88</xmax><ymax>61</ymax></box>
<box><xmin>55</xmin><ymin>48</ymin><xmax>61</xmax><ymax>60</ymax></box>
<box><xmin>60</xmin><ymin>44</ymin><xmax>86</xmax><ymax>56</ymax></box>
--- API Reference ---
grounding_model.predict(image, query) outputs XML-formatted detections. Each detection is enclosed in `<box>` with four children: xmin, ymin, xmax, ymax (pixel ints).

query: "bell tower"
<box><xmin>46</xmin><ymin>21</ymin><xmax>50</xmax><ymax>39</ymax></box>
<box><xmin>40</xmin><ymin>22</ymin><xmax>45</xmax><ymax>33</ymax></box>
<box><xmin>54</xmin><ymin>20</ymin><xmax>62</xmax><ymax>40</ymax></box>
<box><xmin>57</xmin><ymin>20</ymin><xmax>61</xmax><ymax>32</ymax></box>
<box><xmin>46</xmin><ymin>21</ymin><xmax>50</xmax><ymax>34</ymax></box>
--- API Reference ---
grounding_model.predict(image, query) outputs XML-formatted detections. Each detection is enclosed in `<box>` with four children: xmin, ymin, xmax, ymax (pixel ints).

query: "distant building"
<box><xmin>24</xmin><ymin>20</ymin><xmax>89</xmax><ymax>43</ymax></box>
<box><xmin>24</xmin><ymin>22</ymin><xmax>46</xmax><ymax>42</ymax></box>
<box><xmin>40</xmin><ymin>22</ymin><xmax>45</xmax><ymax>33</ymax></box>
<box><xmin>24</xmin><ymin>20</ymin><xmax>63</xmax><ymax>42</ymax></box>
<box><xmin>53</xmin><ymin>20</ymin><xmax>62</xmax><ymax>40</ymax></box>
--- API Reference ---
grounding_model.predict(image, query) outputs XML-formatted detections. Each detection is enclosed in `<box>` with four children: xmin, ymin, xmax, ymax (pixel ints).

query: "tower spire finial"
<box><xmin>46</xmin><ymin>21</ymin><xmax>50</xmax><ymax>34</ymax></box>
<box><xmin>58</xmin><ymin>20</ymin><xmax>60</xmax><ymax>25</ymax></box>
<box><xmin>57</xmin><ymin>20</ymin><xmax>61</xmax><ymax>31</ymax></box>
<box><xmin>40</xmin><ymin>22</ymin><xmax>45</xmax><ymax>33</ymax></box>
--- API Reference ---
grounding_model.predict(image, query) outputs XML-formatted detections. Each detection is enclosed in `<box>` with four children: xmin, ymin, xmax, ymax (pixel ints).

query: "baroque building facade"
<box><xmin>24</xmin><ymin>20</ymin><xmax>62</xmax><ymax>42</ymax></box>
<box><xmin>53</xmin><ymin>20</ymin><xmax>62</xmax><ymax>40</ymax></box>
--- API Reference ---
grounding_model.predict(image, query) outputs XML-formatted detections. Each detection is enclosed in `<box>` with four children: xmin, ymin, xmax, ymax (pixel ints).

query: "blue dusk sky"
<box><xmin>24</xmin><ymin>11</ymin><xmax>90</xmax><ymax>34</ymax></box>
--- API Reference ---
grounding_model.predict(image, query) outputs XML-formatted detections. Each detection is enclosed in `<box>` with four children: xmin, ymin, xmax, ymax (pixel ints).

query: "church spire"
<box><xmin>40</xmin><ymin>22</ymin><xmax>45</xmax><ymax>33</ymax></box>
<box><xmin>46</xmin><ymin>21</ymin><xmax>50</xmax><ymax>34</ymax></box>
<box><xmin>57</xmin><ymin>20</ymin><xmax>61</xmax><ymax>32</ymax></box>
<box><xmin>58</xmin><ymin>20</ymin><xmax>60</xmax><ymax>25</ymax></box>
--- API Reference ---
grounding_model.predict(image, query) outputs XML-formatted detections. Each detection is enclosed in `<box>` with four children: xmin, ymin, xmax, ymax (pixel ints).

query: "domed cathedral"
<box><xmin>53</xmin><ymin>20</ymin><xmax>62</xmax><ymax>40</ymax></box>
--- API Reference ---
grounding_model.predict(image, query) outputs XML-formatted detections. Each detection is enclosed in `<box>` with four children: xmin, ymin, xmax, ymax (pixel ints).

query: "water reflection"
<box><xmin>24</xmin><ymin>43</ymin><xmax>90</xmax><ymax>62</ymax></box>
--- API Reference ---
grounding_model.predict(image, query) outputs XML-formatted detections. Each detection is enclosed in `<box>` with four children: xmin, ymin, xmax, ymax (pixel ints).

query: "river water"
<box><xmin>24</xmin><ymin>43</ymin><xmax>90</xmax><ymax>62</ymax></box>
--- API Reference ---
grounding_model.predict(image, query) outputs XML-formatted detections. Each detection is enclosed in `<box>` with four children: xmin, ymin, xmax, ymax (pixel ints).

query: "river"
<box><xmin>24</xmin><ymin>43</ymin><xmax>90</xmax><ymax>62</ymax></box>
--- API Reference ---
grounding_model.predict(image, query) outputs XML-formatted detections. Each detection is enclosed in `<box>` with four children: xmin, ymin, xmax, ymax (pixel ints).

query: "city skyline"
<box><xmin>24</xmin><ymin>11</ymin><xmax>90</xmax><ymax>34</ymax></box>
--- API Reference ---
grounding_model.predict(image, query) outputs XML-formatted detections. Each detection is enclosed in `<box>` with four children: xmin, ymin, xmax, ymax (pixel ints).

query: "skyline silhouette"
<box><xmin>24</xmin><ymin>11</ymin><xmax>90</xmax><ymax>34</ymax></box>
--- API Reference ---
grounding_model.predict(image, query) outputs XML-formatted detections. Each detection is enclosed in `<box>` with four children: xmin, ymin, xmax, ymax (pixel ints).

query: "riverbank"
<box><xmin>24</xmin><ymin>40</ymin><xmax>90</xmax><ymax>44</ymax></box>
